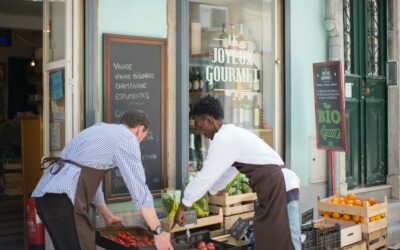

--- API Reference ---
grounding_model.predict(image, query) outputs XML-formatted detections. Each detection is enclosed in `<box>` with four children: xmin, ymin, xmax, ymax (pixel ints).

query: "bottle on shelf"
<box><xmin>247</xmin><ymin>30</ymin><xmax>257</xmax><ymax>52</ymax></box>
<box><xmin>232</xmin><ymin>93</ymin><xmax>239</xmax><ymax>125</ymax></box>
<box><xmin>253</xmin><ymin>70</ymin><xmax>260</xmax><ymax>92</ymax></box>
<box><xmin>219</xmin><ymin>22</ymin><xmax>229</xmax><ymax>49</ymax></box>
<box><xmin>189</xmin><ymin>133</ymin><xmax>198</xmax><ymax>171</ymax></box>
<box><xmin>196</xmin><ymin>135</ymin><xmax>207</xmax><ymax>170</ymax></box>
<box><xmin>198</xmin><ymin>67</ymin><xmax>205</xmax><ymax>92</ymax></box>
<box><xmin>242</xmin><ymin>94</ymin><xmax>253</xmax><ymax>128</ymax></box>
<box><xmin>237</xmin><ymin>23</ymin><xmax>247</xmax><ymax>50</ymax></box>
<box><xmin>224</xmin><ymin>93</ymin><xmax>232</xmax><ymax>123</ymax></box>
<box><xmin>228</xmin><ymin>24</ymin><xmax>238</xmax><ymax>50</ymax></box>
<box><xmin>195</xmin><ymin>134</ymin><xmax>203</xmax><ymax>170</ymax></box>
<box><xmin>189</xmin><ymin>103</ymin><xmax>195</xmax><ymax>129</ymax></box>
<box><xmin>253</xmin><ymin>95</ymin><xmax>261</xmax><ymax>128</ymax></box>
<box><xmin>189</xmin><ymin>67</ymin><xmax>194</xmax><ymax>91</ymax></box>
<box><xmin>192</xmin><ymin>67</ymin><xmax>200</xmax><ymax>92</ymax></box>
<box><xmin>237</xmin><ymin>93</ymin><xmax>244</xmax><ymax>127</ymax></box>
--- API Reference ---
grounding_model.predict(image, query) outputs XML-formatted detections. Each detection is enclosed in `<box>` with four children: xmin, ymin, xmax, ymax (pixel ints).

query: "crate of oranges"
<box><xmin>317</xmin><ymin>193</ymin><xmax>387</xmax><ymax>234</ymax></box>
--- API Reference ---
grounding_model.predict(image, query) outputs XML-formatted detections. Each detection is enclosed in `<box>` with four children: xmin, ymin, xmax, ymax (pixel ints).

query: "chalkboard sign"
<box><xmin>228</xmin><ymin>217</ymin><xmax>250</xmax><ymax>240</ymax></box>
<box><xmin>103</xmin><ymin>34</ymin><xmax>167</xmax><ymax>202</ymax></box>
<box><xmin>313</xmin><ymin>61</ymin><xmax>347</xmax><ymax>151</ymax></box>
<box><xmin>302</xmin><ymin>208</ymin><xmax>314</xmax><ymax>225</ymax></box>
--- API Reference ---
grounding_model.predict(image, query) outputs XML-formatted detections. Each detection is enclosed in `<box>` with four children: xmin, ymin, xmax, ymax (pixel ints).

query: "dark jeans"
<box><xmin>35</xmin><ymin>193</ymin><xmax>81</xmax><ymax>250</ymax></box>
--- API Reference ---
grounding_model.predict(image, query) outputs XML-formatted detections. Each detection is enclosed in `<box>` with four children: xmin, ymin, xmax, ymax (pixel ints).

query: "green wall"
<box><xmin>97</xmin><ymin>0</ymin><xmax>167</xmax><ymax>120</ymax></box>
<box><xmin>97</xmin><ymin>0</ymin><xmax>167</xmax><ymax>213</ymax></box>
<box><xmin>289</xmin><ymin>0</ymin><xmax>327</xmax><ymax>186</ymax></box>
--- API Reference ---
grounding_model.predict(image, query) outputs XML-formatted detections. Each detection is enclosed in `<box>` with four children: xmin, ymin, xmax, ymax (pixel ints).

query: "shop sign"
<box><xmin>205</xmin><ymin>48</ymin><xmax>259</xmax><ymax>87</ymax></box>
<box><xmin>313</xmin><ymin>61</ymin><xmax>347</xmax><ymax>151</ymax></box>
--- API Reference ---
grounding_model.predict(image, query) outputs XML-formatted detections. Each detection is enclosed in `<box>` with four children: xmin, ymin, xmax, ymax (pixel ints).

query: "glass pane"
<box><xmin>48</xmin><ymin>69</ymin><xmax>65</xmax><ymax>156</ymax></box>
<box><xmin>188</xmin><ymin>0</ymin><xmax>275</xmax><ymax>175</ymax></box>
<box><xmin>46</xmin><ymin>1</ymin><xmax>65</xmax><ymax>62</ymax></box>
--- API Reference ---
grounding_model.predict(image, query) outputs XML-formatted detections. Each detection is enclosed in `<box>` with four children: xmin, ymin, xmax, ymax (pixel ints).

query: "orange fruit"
<box><xmin>374</xmin><ymin>214</ymin><xmax>382</xmax><ymax>221</ymax></box>
<box><xmin>332</xmin><ymin>212</ymin><xmax>341</xmax><ymax>219</ymax></box>
<box><xmin>321</xmin><ymin>211</ymin><xmax>331</xmax><ymax>217</ymax></box>
<box><xmin>368</xmin><ymin>197</ymin><xmax>376</xmax><ymax>206</ymax></box>
<box><xmin>340</xmin><ymin>201</ymin><xmax>346</xmax><ymax>205</ymax></box>
<box><xmin>352</xmin><ymin>215</ymin><xmax>361</xmax><ymax>223</ymax></box>
<box><xmin>346</xmin><ymin>199</ymin><xmax>354</xmax><ymax>205</ymax></box>
<box><xmin>381</xmin><ymin>213</ymin><xmax>385</xmax><ymax>218</ymax></box>
<box><xmin>331</xmin><ymin>197</ymin><xmax>340</xmax><ymax>203</ymax></box>
<box><xmin>339</xmin><ymin>197</ymin><xmax>346</xmax><ymax>203</ymax></box>
<box><xmin>354</xmin><ymin>199</ymin><xmax>363</xmax><ymax>206</ymax></box>
<box><xmin>347</xmin><ymin>193</ymin><xmax>357</xmax><ymax>201</ymax></box>
<box><xmin>342</xmin><ymin>214</ymin><xmax>351</xmax><ymax>221</ymax></box>
<box><xmin>369</xmin><ymin>217</ymin><xmax>376</xmax><ymax>222</ymax></box>
<box><xmin>360</xmin><ymin>217</ymin><xmax>365</xmax><ymax>223</ymax></box>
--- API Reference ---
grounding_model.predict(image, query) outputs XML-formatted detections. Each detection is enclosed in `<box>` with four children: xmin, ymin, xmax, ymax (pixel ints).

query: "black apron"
<box><xmin>232</xmin><ymin>162</ymin><xmax>294</xmax><ymax>250</ymax></box>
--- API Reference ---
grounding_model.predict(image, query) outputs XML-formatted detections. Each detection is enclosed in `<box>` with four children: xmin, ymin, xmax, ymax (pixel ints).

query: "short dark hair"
<box><xmin>119</xmin><ymin>109</ymin><xmax>150</xmax><ymax>130</ymax></box>
<box><xmin>192</xmin><ymin>95</ymin><xmax>224</xmax><ymax>120</ymax></box>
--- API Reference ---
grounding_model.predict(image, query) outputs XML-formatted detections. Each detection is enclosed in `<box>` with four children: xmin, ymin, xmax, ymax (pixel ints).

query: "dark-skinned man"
<box><xmin>174</xmin><ymin>96</ymin><xmax>300</xmax><ymax>250</ymax></box>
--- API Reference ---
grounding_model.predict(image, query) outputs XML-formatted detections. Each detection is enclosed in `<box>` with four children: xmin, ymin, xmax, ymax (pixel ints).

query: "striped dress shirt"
<box><xmin>31</xmin><ymin>123</ymin><xmax>154</xmax><ymax>209</ymax></box>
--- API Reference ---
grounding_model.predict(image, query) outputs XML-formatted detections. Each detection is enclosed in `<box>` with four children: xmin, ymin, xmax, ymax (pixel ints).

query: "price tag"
<box><xmin>184</xmin><ymin>210</ymin><xmax>197</xmax><ymax>226</ymax></box>
<box><xmin>302</xmin><ymin>208</ymin><xmax>314</xmax><ymax>225</ymax></box>
<box><xmin>228</xmin><ymin>217</ymin><xmax>250</xmax><ymax>240</ymax></box>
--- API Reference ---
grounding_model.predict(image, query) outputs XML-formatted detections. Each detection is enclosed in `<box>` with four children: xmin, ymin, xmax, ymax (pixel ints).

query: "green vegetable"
<box><xmin>224</xmin><ymin>173</ymin><xmax>252</xmax><ymax>195</ymax></box>
<box><xmin>184</xmin><ymin>179</ymin><xmax>209</xmax><ymax>217</ymax></box>
<box><xmin>161</xmin><ymin>192</ymin><xmax>179</xmax><ymax>222</ymax></box>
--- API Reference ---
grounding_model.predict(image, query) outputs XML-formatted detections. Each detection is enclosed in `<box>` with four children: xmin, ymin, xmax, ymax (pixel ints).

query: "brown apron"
<box><xmin>42</xmin><ymin>157</ymin><xmax>108</xmax><ymax>250</ymax></box>
<box><xmin>232</xmin><ymin>162</ymin><xmax>294</xmax><ymax>250</ymax></box>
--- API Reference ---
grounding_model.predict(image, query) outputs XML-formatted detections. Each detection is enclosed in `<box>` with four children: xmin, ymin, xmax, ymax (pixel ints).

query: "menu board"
<box><xmin>103</xmin><ymin>34</ymin><xmax>167</xmax><ymax>202</ymax></box>
<box><xmin>313</xmin><ymin>61</ymin><xmax>347</xmax><ymax>151</ymax></box>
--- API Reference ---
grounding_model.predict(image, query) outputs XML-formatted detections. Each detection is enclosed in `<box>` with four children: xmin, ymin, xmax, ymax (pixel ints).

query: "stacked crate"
<box><xmin>169</xmin><ymin>208</ymin><xmax>224</xmax><ymax>234</ymax></box>
<box><xmin>208</xmin><ymin>193</ymin><xmax>257</xmax><ymax>230</ymax></box>
<box><xmin>318</xmin><ymin>195</ymin><xmax>388</xmax><ymax>250</ymax></box>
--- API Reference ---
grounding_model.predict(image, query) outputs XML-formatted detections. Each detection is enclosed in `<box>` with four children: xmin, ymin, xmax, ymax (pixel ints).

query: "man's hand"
<box><xmin>154</xmin><ymin>232</ymin><xmax>174</xmax><ymax>250</ymax></box>
<box><xmin>104</xmin><ymin>214</ymin><xmax>124</xmax><ymax>227</ymax></box>
<box><xmin>172</xmin><ymin>203</ymin><xmax>186</xmax><ymax>229</ymax></box>
<box><xmin>97</xmin><ymin>202</ymin><xmax>124</xmax><ymax>227</ymax></box>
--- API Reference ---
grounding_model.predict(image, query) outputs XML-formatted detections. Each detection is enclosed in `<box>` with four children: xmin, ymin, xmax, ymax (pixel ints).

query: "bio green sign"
<box><xmin>313</xmin><ymin>61</ymin><xmax>347</xmax><ymax>151</ymax></box>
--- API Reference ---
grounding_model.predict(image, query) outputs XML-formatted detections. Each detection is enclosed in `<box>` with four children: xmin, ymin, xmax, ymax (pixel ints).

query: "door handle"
<box><xmin>362</xmin><ymin>87</ymin><xmax>370</xmax><ymax>95</ymax></box>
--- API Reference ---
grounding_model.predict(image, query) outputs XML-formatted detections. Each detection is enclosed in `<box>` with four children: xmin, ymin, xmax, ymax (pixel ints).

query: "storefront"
<box><xmin>2</xmin><ymin>0</ymin><xmax>400</xmax><ymax>249</ymax></box>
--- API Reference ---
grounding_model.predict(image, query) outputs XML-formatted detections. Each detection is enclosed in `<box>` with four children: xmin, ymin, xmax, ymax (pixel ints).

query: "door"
<box><xmin>344</xmin><ymin>0</ymin><xmax>387</xmax><ymax>189</ymax></box>
<box><xmin>43</xmin><ymin>0</ymin><xmax>82</xmax><ymax>157</ymax></box>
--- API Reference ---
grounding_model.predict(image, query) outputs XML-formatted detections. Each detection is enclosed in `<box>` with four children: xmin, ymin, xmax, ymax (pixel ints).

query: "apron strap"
<box><xmin>41</xmin><ymin>156</ymin><xmax>88</xmax><ymax>175</ymax></box>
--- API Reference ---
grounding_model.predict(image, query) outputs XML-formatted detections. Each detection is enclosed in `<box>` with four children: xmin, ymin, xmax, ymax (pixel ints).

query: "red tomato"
<box><xmin>197</xmin><ymin>241</ymin><xmax>206</xmax><ymax>248</ymax></box>
<box><xmin>206</xmin><ymin>242</ymin><xmax>215</xmax><ymax>250</ymax></box>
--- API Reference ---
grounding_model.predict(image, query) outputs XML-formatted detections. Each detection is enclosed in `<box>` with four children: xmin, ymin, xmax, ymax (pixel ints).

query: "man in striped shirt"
<box><xmin>32</xmin><ymin>109</ymin><xmax>173</xmax><ymax>250</ymax></box>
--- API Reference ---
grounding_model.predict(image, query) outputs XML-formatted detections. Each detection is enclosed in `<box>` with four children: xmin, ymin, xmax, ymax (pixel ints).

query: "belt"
<box><xmin>41</xmin><ymin>157</ymin><xmax>87</xmax><ymax>175</ymax></box>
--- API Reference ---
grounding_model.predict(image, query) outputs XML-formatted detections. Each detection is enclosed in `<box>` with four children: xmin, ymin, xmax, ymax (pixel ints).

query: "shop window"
<box><xmin>187</xmin><ymin>0</ymin><xmax>279</xmax><ymax>175</ymax></box>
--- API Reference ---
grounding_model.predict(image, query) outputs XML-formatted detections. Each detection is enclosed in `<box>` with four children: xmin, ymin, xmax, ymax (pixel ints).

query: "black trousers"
<box><xmin>35</xmin><ymin>193</ymin><xmax>81</xmax><ymax>250</ymax></box>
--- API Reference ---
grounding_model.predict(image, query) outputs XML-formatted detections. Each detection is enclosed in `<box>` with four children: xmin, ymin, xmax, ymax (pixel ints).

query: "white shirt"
<box><xmin>182</xmin><ymin>124</ymin><xmax>300</xmax><ymax>207</ymax></box>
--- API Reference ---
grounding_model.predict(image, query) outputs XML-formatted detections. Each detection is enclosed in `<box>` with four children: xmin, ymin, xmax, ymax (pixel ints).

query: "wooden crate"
<box><xmin>169</xmin><ymin>208</ymin><xmax>223</xmax><ymax>233</ymax></box>
<box><xmin>208</xmin><ymin>193</ymin><xmax>257</xmax><ymax>216</ymax></box>
<box><xmin>341</xmin><ymin>240</ymin><xmax>367</xmax><ymax>250</ymax></box>
<box><xmin>208</xmin><ymin>193</ymin><xmax>257</xmax><ymax>230</ymax></box>
<box><xmin>212</xmin><ymin>234</ymin><xmax>248</xmax><ymax>247</ymax></box>
<box><xmin>314</xmin><ymin>219</ymin><xmax>362</xmax><ymax>248</ymax></box>
<box><xmin>362</xmin><ymin>228</ymin><xmax>387</xmax><ymax>250</ymax></box>
<box><xmin>224</xmin><ymin>211</ymin><xmax>254</xmax><ymax>230</ymax></box>
<box><xmin>318</xmin><ymin>196</ymin><xmax>388</xmax><ymax>233</ymax></box>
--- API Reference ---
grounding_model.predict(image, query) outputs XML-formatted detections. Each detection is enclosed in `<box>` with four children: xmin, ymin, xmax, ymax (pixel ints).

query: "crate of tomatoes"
<box><xmin>96</xmin><ymin>226</ymin><xmax>189</xmax><ymax>250</ymax></box>
<box><xmin>317</xmin><ymin>193</ymin><xmax>387</xmax><ymax>234</ymax></box>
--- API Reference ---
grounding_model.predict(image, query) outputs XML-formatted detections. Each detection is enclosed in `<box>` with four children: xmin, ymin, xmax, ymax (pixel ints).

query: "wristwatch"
<box><xmin>151</xmin><ymin>225</ymin><xmax>164</xmax><ymax>235</ymax></box>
